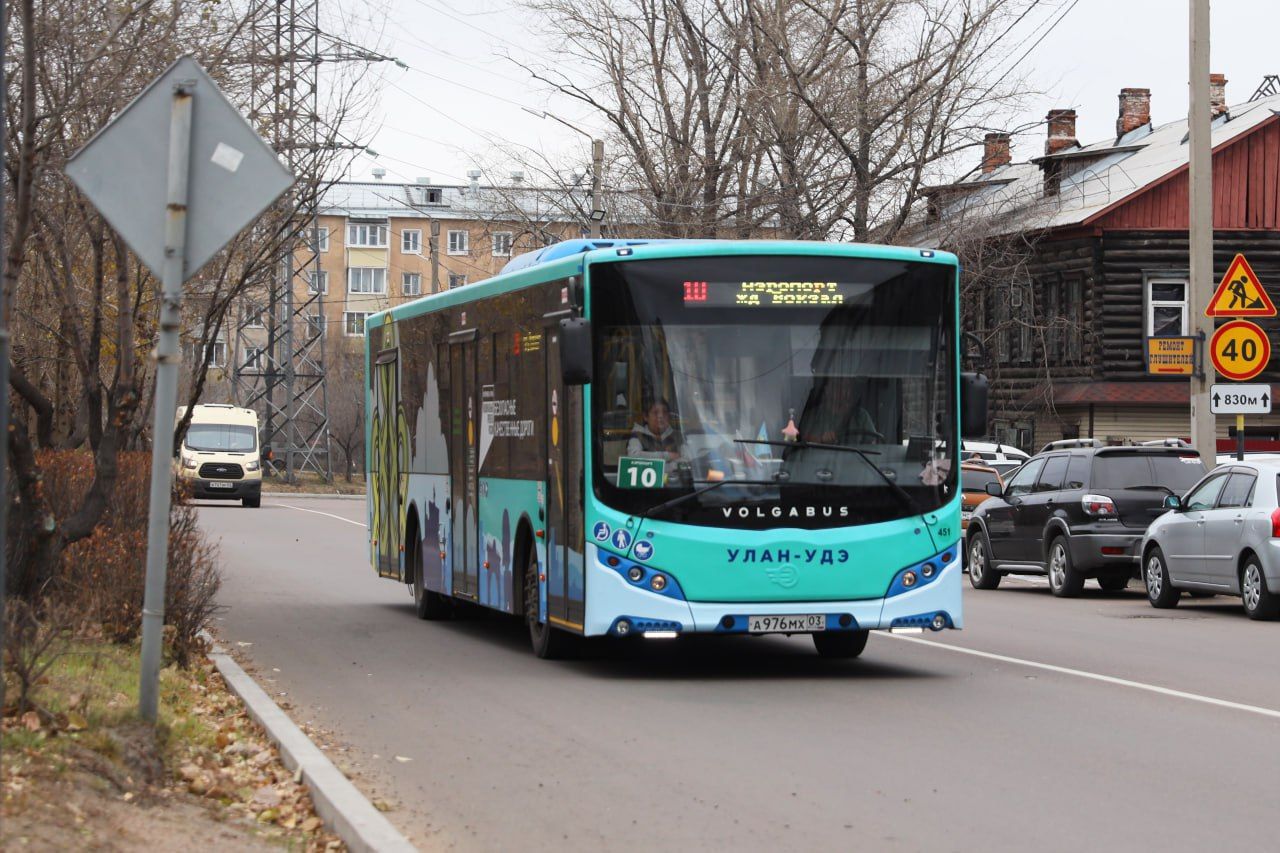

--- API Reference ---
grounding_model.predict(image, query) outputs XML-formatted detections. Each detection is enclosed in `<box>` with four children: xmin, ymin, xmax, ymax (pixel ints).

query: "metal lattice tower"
<box><xmin>1252</xmin><ymin>75</ymin><xmax>1280</xmax><ymax>102</ymax></box>
<box><xmin>234</xmin><ymin>0</ymin><xmax>332</xmax><ymax>483</ymax></box>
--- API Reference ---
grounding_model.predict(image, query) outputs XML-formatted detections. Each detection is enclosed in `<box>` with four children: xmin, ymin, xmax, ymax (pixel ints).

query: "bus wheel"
<box><xmin>813</xmin><ymin>630</ymin><xmax>869</xmax><ymax>659</ymax></box>
<box><xmin>523</xmin><ymin>546</ymin><xmax>570</xmax><ymax>659</ymax></box>
<box><xmin>411</xmin><ymin>535</ymin><xmax>450</xmax><ymax>620</ymax></box>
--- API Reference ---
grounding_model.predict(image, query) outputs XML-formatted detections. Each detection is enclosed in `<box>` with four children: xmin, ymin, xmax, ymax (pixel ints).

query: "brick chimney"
<box><xmin>1210</xmin><ymin>73</ymin><xmax>1228</xmax><ymax>117</ymax></box>
<box><xmin>981</xmin><ymin>132</ymin><xmax>1012</xmax><ymax>173</ymax></box>
<box><xmin>1045</xmin><ymin>109</ymin><xmax>1078</xmax><ymax>155</ymax></box>
<box><xmin>1116</xmin><ymin>88</ymin><xmax>1151</xmax><ymax>136</ymax></box>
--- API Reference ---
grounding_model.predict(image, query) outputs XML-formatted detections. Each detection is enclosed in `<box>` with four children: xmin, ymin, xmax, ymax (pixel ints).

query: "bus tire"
<box><xmin>409</xmin><ymin>528</ymin><xmax>450</xmax><ymax>620</ymax></box>
<box><xmin>812</xmin><ymin>630</ymin><xmax>869</xmax><ymax>659</ymax></box>
<box><xmin>523</xmin><ymin>544</ymin><xmax>571</xmax><ymax>659</ymax></box>
<box><xmin>242</xmin><ymin>495</ymin><xmax>260</xmax><ymax>508</ymax></box>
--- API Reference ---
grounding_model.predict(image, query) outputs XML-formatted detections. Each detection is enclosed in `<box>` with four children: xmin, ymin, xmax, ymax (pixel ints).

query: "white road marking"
<box><xmin>882</xmin><ymin>632</ymin><xmax>1280</xmax><ymax>720</ymax></box>
<box><xmin>272</xmin><ymin>502</ymin><xmax>367</xmax><ymax>528</ymax></box>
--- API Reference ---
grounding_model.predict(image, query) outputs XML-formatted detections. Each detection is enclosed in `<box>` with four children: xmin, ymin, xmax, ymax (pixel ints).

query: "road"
<box><xmin>199</xmin><ymin>496</ymin><xmax>1280</xmax><ymax>851</ymax></box>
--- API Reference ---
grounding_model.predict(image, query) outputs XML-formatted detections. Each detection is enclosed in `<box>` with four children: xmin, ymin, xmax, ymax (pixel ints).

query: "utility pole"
<box><xmin>430</xmin><ymin>219</ymin><xmax>441</xmax><ymax>291</ymax></box>
<box><xmin>590</xmin><ymin>139</ymin><xmax>604</xmax><ymax>238</ymax></box>
<box><xmin>1189</xmin><ymin>0</ymin><xmax>1215</xmax><ymax>464</ymax></box>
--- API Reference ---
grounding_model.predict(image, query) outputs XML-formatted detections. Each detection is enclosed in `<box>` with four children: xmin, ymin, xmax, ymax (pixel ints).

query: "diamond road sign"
<box><xmin>1210</xmin><ymin>384</ymin><xmax>1273</xmax><ymax>415</ymax></box>
<box><xmin>65</xmin><ymin>56</ymin><xmax>293</xmax><ymax>281</ymax></box>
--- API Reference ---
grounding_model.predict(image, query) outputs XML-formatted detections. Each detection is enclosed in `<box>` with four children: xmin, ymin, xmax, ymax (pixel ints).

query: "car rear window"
<box><xmin>962</xmin><ymin>469</ymin><xmax>1000</xmax><ymax>492</ymax></box>
<box><xmin>1091</xmin><ymin>453</ymin><xmax>1205</xmax><ymax>492</ymax></box>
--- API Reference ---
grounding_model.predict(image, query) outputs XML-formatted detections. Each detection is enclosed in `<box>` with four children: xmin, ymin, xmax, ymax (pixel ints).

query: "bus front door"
<box><xmin>544</xmin><ymin>326</ymin><xmax>586</xmax><ymax>630</ymax></box>
<box><xmin>450</xmin><ymin>336</ymin><xmax>479</xmax><ymax>600</ymax></box>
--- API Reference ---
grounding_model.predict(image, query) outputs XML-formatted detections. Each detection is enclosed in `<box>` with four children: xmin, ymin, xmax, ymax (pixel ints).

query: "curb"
<box><xmin>262</xmin><ymin>491</ymin><xmax>365</xmax><ymax>501</ymax></box>
<box><xmin>203</xmin><ymin>636</ymin><xmax>416</xmax><ymax>852</ymax></box>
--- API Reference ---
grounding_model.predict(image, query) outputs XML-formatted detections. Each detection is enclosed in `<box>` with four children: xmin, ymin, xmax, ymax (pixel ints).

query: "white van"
<box><xmin>176</xmin><ymin>404</ymin><xmax>263</xmax><ymax>508</ymax></box>
<box><xmin>959</xmin><ymin>439</ymin><xmax>1030</xmax><ymax>477</ymax></box>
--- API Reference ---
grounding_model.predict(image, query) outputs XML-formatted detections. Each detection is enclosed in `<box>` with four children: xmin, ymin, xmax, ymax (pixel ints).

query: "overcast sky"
<box><xmin>346</xmin><ymin>0</ymin><xmax>1277</xmax><ymax>188</ymax></box>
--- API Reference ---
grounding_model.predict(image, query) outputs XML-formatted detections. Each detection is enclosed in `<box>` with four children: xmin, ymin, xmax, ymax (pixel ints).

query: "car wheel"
<box><xmin>967</xmin><ymin>532</ymin><xmax>1000</xmax><ymax>590</ymax></box>
<box><xmin>813</xmin><ymin>630</ymin><xmax>869</xmax><ymax>659</ymax></box>
<box><xmin>524</xmin><ymin>546</ymin><xmax>573</xmax><ymax>658</ymax></box>
<box><xmin>1046</xmin><ymin>537</ymin><xmax>1084</xmax><ymax>597</ymax></box>
<box><xmin>1096</xmin><ymin>572</ymin><xmax>1129</xmax><ymax>592</ymax></box>
<box><xmin>1144</xmin><ymin>546</ymin><xmax>1180</xmax><ymax>609</ymax></box>
<box><xmin>1240</xmin><ymin>556</ymin><xmax>1280</xmax><ymax>620</ymax></box>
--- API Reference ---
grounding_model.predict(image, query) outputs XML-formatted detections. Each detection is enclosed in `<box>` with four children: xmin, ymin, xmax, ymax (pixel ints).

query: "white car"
<box><xmin>1141</xmin><ymin>459</ymin><xmax>1280</xmax><ymax>620</ymax></box>
<box><xmin>960</xmin><ymin>440</ymin><xmax>1030</xmax><ymax>467</ymax></box>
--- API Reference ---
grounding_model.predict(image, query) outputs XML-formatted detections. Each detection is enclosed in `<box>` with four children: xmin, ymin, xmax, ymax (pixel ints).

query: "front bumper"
<box><xmin>184</xmin><ymin>477</ymin><xmax>261</xmax><ymax>500</ymax></box>
<box><xmin>583</xmin><ymin>542</ymin><xmax>963</xmax><ymax>637</ymax></box>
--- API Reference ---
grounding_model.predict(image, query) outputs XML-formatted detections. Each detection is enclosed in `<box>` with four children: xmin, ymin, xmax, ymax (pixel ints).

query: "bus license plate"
<box><xmin>748</xmin><ymin>614</ymin><xmax>825</xmax><ymax>634</ymax></box>
<box><xmin>208</xmin><ymin>482</ymin><xmax>234</xmax><ymax>489</ymax></box>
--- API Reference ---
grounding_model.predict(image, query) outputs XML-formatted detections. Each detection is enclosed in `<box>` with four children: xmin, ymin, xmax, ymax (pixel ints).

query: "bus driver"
<box><xmin>627</xmin><ymin>397</ymin><xmax>688</xmax><ymax>462</ymax></box>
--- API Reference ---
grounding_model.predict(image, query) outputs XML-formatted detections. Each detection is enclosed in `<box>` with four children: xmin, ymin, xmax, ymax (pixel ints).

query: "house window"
<box><xmin>186</xmin><ymin>338</ymin><xmax>226</xmax><ymax>368</ymax></box>
<box><xmin>244</xmin><ymin>346</ymin><xmax>266</xmax><ymax>372</ymax></box>
<box><xmin>1146</xmin><ymin>276</ymin><xmax>1188</xmax><ymax>337</ymax></box>
<box><xmin>492</xmin><ymin>232</ymin><xmax>513</xmax><ymax>257</ymax></box>
<box><xmin>307</xmin><ymin>270</ymin><xmax>328</xmax><ymax>294</ymax></box>
<box><xmin>308</xmin><ymin>227</ymin><xmax>329</xmax><ymax>253</ymax></box>
<box><xmin>305</xmin><ymin>314</ymin><xmax>326</xmax><ymax>338</ymax></box>
<box><xmin>347</xmin><ymin>223</ymin><xmax>388</xmax><ymax>248</ymax></box>
<box><xmin>447</xmin><ymin>230</ymin><xmax>469</xmax><ymax>255</ymax></box>
<box><xmin>402</xmin><ymin>272</ymin><xmax>422</xmax><ymax>297</ymax></box>
<box><xmin>1042</xmin><ymin>275</ymin><xmax>1085</xmax><ymax>363</ymax></box>
<box><xmin>348</xmin><ymin>267</ymin><xmax>387</xmax><ymax>294</ymax></box>
<box><xmin>448</xmin><ymin>273</ymin><xmax>467</xmax><ymax>289</ymax></box>
<box><xmin>344</xmin><ymin>312</ymin><xmax>370</xmax><ymax>336</ymax></box>
<box><xmin>244</xmin><ymin>302</ymin><xmax>265</xmax><ymax>328</ymax></box>
<box><xmin>402</xmin><ymin>229</ymin><xmax>422</xmax><ymax>253</ymax></box>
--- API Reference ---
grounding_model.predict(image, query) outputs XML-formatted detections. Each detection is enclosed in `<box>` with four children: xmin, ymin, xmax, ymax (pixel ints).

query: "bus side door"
<box><xmin>544</xmin><ymin>325</ymin><xmax>586</xmax><ymax>630</ymax></box>
<box><xmin>449</xmin><ymin>332</ymin><xmax>480</xmax><ymax>600</ymax></box>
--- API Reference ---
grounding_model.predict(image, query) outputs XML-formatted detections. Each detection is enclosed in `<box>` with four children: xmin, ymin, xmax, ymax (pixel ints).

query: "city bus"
<box><xmin>365</xmin><ymin>239</ymin><xmax>987</xmax><ymax>658</ymax></box>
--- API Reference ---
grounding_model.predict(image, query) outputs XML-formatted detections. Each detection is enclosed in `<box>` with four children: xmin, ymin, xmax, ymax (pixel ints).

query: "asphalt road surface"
<box><xmin>199</xmin><ymin>496</ymin><xmax>1280</xmax><ymax>852</ymax></box>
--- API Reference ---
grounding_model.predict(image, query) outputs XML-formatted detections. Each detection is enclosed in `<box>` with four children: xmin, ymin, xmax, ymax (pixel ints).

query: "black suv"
<box><xmin>966</xmin><ymin>446</ymin><xmax>1207</xmax><ymax>596</ymax></box>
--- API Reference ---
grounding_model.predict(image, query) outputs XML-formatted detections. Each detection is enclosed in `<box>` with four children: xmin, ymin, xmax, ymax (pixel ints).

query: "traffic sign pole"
<box><xmin>1237</xmin><ymin>414</ymin><xmax>1245</xmax><ymax>462</ymax></box>
<box><xmin>138</xmin><ymin>80</ymin><xmax>194</xmax><ymax>724</ymax></box>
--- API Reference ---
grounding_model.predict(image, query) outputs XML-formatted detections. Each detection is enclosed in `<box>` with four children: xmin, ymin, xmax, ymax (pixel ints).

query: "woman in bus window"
<box><xmin>627</xmin><ymin>398</ymin><xmax>688</xmax><ymax>462</ymax></box>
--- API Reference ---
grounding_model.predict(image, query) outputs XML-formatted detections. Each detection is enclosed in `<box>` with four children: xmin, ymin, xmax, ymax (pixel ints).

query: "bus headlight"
<box><xmin>902</xmin><ymin>570</ymin><xmax>918</xmax><ymax>588</ymax></box>
<box><xmin>246</xmin><ymin>459</ymin><xmax>260</xmax><ymax>472</ymax></box>
<box><xmin>182</xmin><ymin>456</ymin><xmax>198</xmax><ymax>470</ymax></box>
<box><xmin>627</xmin><ymin>566</ymin><xmax>644</xmax><ymax>583</ymax></box>
<box><xmin>650</xmin><ymin>574</ymin><xmax>667</xmax><ymax>592</ymax></box>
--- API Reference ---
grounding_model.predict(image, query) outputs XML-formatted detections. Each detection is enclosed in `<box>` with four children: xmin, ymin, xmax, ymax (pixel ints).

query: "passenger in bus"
<box><xmin>627</xmin><ymin>398</ymin><xmax>688</xmax><ymax>462</ymax></box>
<box><xmin>802</xmin><ymin>378</ymin><xmax>882</xmax><ymax>444</ymax></box>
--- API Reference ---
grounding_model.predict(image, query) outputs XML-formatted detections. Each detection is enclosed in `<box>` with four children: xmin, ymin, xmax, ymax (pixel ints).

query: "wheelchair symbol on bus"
<box><xmin>592</xmin><ymin>521</ymin><xmax>611</xmax><ymax>542</ymax></box>
<box><xmin>611</xmin><ymin>529</ymin><xmax>632</xmax><ymax>551</ymax></box>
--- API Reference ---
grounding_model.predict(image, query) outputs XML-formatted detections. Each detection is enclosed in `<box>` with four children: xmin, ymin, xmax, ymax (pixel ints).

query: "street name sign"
<box><xmin>1206</xmin><ymin>253</ymin><xmax>1276</xmax><ymax>318</ymax></box>
<box><xmin>1210</xmin><ymin>319</ymin><xmax>1271</xmax><ymax>381</ymax></box>
<box><xmin>1145</xmin><ymin>335</ymin><xmax>1196</xmax><ymax>376</ymax></box>
<box><xmin>1210</xmin><ymin>384</ymin><xmax>1272</xmax><ymax>415</ymax></box>
<box><xmin>65</xmin><ymin>56</ymin><xmax>294</xmax><ymax>279</ymax></box>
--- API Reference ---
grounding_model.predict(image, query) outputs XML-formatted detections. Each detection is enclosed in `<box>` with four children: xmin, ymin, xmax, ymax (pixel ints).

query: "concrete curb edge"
<box><xmin>202</xmin><ymin>636</ymin><xmax>416</xmax><ymax>852</ymax></box>
<box><xmin>261</xmin><ymin>491</ymin><xmax>365</xmax><ymax>501</ymax></box>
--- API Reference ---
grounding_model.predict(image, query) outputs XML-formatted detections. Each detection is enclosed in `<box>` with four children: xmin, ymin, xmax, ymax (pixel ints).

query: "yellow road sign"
<box><xmin>1206</xmin><ymin>253</ymin><xmax>1276</xmax><ymax>317</ymax></box>
<box><xmin>1145</xmin><ymin>336</ymin><xmax>1195</xmax><ymax>376</ymax></box>
<box><xmin>1210</xmin><ymin>320</ymin><xmax>1271</xmax><ymax>381</ymax></box>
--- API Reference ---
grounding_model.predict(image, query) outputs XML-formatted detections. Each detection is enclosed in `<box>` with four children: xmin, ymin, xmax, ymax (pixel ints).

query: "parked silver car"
<box><xmin>1141</xmin><ymin>460</ymin><xmax>1280</xmax><ymax>619</ymax></box>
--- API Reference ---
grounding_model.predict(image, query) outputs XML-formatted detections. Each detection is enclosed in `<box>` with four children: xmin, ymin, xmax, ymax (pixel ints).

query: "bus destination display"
<box><xmin>682</xmin><ymin>280</ymin><xmax>862</xmax><ymax>307</ymax></box>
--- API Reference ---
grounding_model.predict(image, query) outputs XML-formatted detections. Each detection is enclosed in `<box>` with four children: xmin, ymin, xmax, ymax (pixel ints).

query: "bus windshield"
<box><xmin>590</xmin><ymin>254</ymin><xmax>957</xmax><ymax>528</ymax></box>
<box><xmin>185</xmin><ymin>424</ymin><xmax>257</xmax><ymax>453</ymax></box>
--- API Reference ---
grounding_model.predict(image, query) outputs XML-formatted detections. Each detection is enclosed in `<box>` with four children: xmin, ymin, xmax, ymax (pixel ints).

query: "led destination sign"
<box><xmin>682</xmin><ymin>280</ymin><xmax>867</xmax><ymax>307</ymax></box>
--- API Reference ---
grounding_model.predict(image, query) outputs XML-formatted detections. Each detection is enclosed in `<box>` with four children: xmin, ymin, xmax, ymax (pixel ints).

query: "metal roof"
<box><xmin>919</xmin><ymin>92</ymin><xmax>1280</xmax><ymax>240</ymax></box>
<box><xmin>320</xmin><ymin>180</ymin><xmax>592</xmax><ymax>223</ymax></box>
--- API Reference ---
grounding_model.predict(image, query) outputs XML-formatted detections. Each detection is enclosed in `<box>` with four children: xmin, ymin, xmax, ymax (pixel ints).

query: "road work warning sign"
<box><xmin>1206</xmin><ymin>253</ymin><xmax>1276</xmax><ymax>317</ymax></box>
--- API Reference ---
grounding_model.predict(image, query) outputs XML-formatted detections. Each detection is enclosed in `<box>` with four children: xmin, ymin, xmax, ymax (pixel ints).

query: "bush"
<box><xmin>35</xmin><ymin>450</ymin><xmax>222</xmax><ymax>667</ymax></box>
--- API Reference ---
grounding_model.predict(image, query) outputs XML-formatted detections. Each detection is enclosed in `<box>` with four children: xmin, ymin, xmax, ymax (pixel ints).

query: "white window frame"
<box><xmin>447</xmin><ymin>230</ymin><xmax>469</xmax><ymax>255</ymax></box>
<box><xmin>309</xmin><ymin>227</ymin><xmax>329</xmax><ymax>253</ymax></box>
<box><xmin>347</xmin><ymin>267</ymin><xmax>387</xmax><ymax>295</ymax></box>
<box><xmin>308</xmin><ymin>270</ymin><xmax>329</xmax><ymax>294</ymax></box>
<box><xmin>187</xmin><ymin>338</ymin><xmax>227</xmax><ymax>369</ymax></box>
<box><xmin>1145</xmin><ymin>274</ymin><xmax>1189</xmax><ymax>337</ymax></box>
<box><xmin>402</xmin><ymin>272</ymin><xmax>422</xmax><ymax>297</ymax></box>
<box><xmin>447</xmin><ymin>273</ymin><xmax>467</xmax><ymax>289</ymax></box>
<box><xmin>344</xmin><ymin>311</ymin><xmax>371</xmax><ymax>337</ymax></box>
<box><xmin>347</xmin><ymin>223</ymin><xmax>388</xmax><ymax>248</ymax></box>
<box><xmin>244</xmin><ymin>346</ymin><xmax>266</xmax><ymax>372</ymax></box>
<box><xmin>244</xmin><ymin>302</ymin><xmax>265</xmax><ymax>328</ymax></box>
<box><xmin>492</xmin><ymin>231</ymin><xmax>513</xmax><ymax>257</ymax></box>
<box><xmin>402</xmin><ymin>229</ymin><xmax>422</xmax><ymax>254</ymax></box>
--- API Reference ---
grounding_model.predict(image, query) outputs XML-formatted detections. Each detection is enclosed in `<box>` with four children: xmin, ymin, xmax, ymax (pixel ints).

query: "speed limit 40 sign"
<box><xmin>1210</xmin><ymin>319</ymin><xmax>1271</xmax><ymax>381</ymax></box>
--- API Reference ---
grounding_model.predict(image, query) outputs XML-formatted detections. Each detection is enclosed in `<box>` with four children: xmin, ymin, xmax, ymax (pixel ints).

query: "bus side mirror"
<box><xmin>560</xmin><ymin>317</ymin><xmax>593</xmax><ymax>386</ymax></box>
<box><xmin>960</xmin><ymin>372</ymin><xmax>989</xmax><ymax>439</ymax></box>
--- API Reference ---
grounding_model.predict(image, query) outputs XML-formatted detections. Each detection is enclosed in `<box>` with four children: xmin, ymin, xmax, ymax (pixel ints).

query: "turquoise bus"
<box><xmin>365</xmin><ymin>240</ymin><xmax>987</xmax><ymax>658</ymax></box>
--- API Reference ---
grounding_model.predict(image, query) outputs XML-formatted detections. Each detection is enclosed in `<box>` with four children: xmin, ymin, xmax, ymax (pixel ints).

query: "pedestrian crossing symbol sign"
<box><xmin>1206</xmin><ymin>253</ymin><xmax>1275</xmax><ymax>317</ymax></box>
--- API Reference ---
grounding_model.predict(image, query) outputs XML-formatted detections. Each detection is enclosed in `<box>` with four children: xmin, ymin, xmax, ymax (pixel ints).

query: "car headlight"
<box><xmin>182</xmin><ymin>456</ymin><xmax>198</xmax><ymax>470</ymax></box>
<box><xmin>245</xmin><ymin>459</ymin><xmax>260</xmax><ymax>472</ymax></box>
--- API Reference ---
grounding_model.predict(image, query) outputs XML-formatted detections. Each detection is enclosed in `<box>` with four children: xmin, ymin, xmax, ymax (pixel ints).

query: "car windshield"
<box><xmin>961</xmin><ymin>469</ymin><xmax>1000</xmax><ymax>492</ymax></box>
<box><xmin>185</xmin><ymin>424</ymin><xmax>256</xmax><ymax>452</ymax></box>
<box><xmin>1090</xmin><ymin>452</ymin><xmax>1204</xmax><ymax>492</ymax></box>
<box><xmin>589</xmin><ymin>253</ymin><xmax>957</xmax><ymax>528</ymax></box>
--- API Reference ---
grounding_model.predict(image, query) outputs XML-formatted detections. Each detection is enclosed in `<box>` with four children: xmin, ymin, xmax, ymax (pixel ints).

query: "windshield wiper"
<box><xmin>734</xmin><ymin>438</ymin><xmax>927</xmax><ymax>517</ymax></box>
<box><xmin>641</xmin><ymin>478</ymin><xmax>778</xmax><ymax>519</ymax></box>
